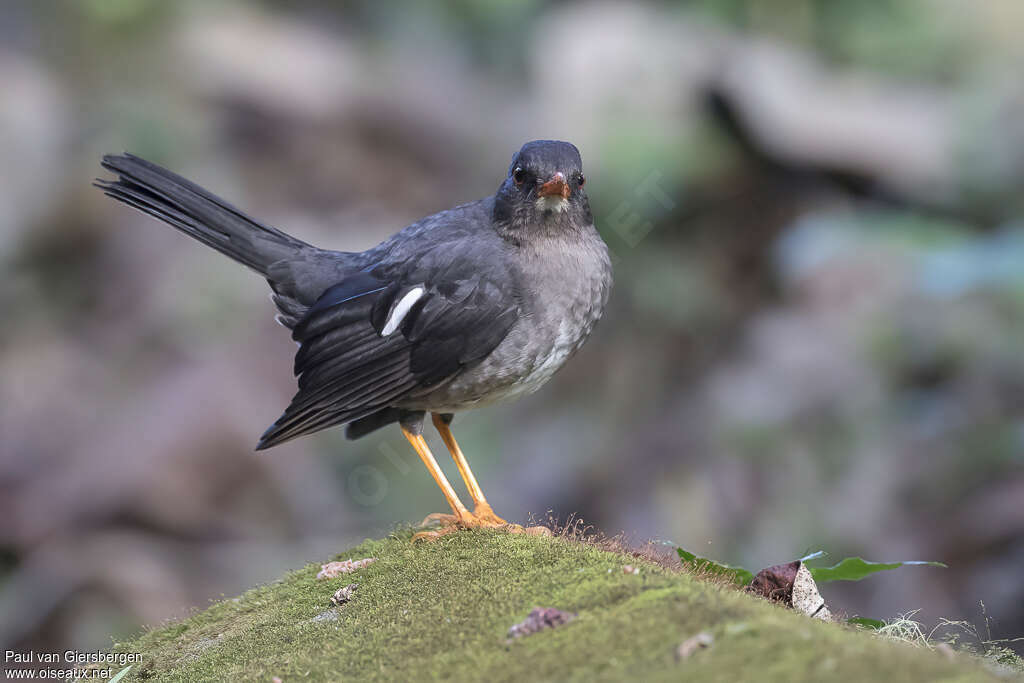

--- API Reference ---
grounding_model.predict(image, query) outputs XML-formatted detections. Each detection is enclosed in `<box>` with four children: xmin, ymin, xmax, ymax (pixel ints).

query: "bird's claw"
<box><xmin>412</xmin><ymin>506</ymin><xmax>551</xmax><ymax>542</ymax></box>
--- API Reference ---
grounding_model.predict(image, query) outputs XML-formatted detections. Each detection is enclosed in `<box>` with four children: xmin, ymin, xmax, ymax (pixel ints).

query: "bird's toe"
<box><xmin>419</xmin><ymin>512</ymin><xmax>460</xmax><ymax>527</ymax></box>
<box><xmin>412</xmin><ymin>527</ymin><xmax>455</xmax><ymax>542</ymax></box>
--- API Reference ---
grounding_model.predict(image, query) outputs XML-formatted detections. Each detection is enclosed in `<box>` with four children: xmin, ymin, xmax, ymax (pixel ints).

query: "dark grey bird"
<box><xmin>96</xmin><ymin>140</ymin><xmax>612</xmax><ymax>538</ymax></box>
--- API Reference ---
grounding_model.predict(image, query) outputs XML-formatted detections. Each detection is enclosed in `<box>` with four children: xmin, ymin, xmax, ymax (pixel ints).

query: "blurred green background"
<box><xmin>2</xmin><ymin>0</ymin><xmax>1023</xmax><ymax>660</ymax></box>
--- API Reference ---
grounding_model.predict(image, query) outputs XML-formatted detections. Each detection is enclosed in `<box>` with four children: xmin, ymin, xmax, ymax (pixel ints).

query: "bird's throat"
<box><xmin>535</xmin><ymin>195</ymin><xmax>570</xmax><ymax>213</ymax></box>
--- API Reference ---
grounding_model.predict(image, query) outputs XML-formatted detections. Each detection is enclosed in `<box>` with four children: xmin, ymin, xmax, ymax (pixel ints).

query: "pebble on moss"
<box><xmin>507</xmin><ymin>607</ymin><xmax>577</xmax><ymax>641</ymax></box>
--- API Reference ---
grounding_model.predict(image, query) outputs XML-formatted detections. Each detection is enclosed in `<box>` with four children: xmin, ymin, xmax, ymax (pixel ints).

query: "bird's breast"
<box><xmin>406</xmin><ymin>228</ymin><xmax>612</xmax><ymax>412</ymax></box>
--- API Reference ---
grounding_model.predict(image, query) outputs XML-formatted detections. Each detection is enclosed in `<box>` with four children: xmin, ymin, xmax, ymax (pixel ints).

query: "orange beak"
<box><xmin>538</xmin><ymin>172</ymin><xmax>571</xmax><ymax>199</ymax></box>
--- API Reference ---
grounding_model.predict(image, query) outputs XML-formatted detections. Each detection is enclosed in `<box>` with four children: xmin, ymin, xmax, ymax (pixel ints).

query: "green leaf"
<box><xmin>677</xmin><ymin>548</ymin><xmax>754</xmax><ymax>586</ymax></box>
<box><xmin>109</xmin><ymin>666</ymin><xmax>133</xmax><ymax>683</ymax></box>
<box><xmin>809</xmin><ymin>557</ymin><xmax>946</xmax><ymax>583</ymax></box>
<box><xmin>848</xmin><ymin>617</ymin><xmax>886</xmax><ymax>630</ymax></box>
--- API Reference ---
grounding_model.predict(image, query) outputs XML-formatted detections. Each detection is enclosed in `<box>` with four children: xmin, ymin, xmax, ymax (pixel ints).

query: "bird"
<box><xmin>96</xmin><ymin>140</ymin><xmax>612</xmax><ymax>540</ymax></box>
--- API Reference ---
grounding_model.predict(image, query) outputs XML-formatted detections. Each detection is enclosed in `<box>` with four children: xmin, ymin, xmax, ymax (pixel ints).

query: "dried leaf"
<box><xmin>317</xmin><ymin>557</ymin><xmax>376</xmax><ymax>579</ymax></box>
<box><xmin>791</xmin><ymin>564</ymin><xmax>831</xmax><ymax>621</ymax></box>
<box><xmin>331</xmin><ymin>583</ymin><xmax>358</xmax><ymax>605</ymax></box>
<box><xmin>749</xmin><ymin>560</ymin><xmax>801</xmax><ymax>603</ymax></box>
<box><xmin>750</xmin><ymin>561</ymin><xmax>831</xmax><ymax>620</ymax></box>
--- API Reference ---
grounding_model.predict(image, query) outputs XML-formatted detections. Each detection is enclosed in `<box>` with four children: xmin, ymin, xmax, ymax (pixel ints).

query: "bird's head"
<box><xmin>494</xmin><ymin>140</ymin><xmax>592</xmax><ymax>238</ymax></box>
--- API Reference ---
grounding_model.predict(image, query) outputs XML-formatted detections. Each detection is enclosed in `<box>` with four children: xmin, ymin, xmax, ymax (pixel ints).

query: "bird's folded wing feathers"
<box><xmin>256</xmin><ymin>257</ymin><xmax>519</xmax><ymax>449</ymax></box>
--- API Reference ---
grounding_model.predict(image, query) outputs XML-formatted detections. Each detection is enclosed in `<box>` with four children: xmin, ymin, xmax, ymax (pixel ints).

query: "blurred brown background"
<box><xmin>2</xmin><ymin>0</ymin><xmax>1023</xmax><ymax>660</ymax></box>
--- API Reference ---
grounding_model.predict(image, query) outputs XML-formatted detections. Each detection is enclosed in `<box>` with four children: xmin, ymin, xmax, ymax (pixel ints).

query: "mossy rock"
<box><xmin>113</xmin><ymin>530</ymin><xmax>1002</xmax><ymax>682</ymax></box>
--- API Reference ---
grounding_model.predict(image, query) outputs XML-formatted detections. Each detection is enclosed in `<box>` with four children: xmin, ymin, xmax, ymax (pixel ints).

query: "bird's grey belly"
<box><xmin>411</xmin><ymin>319</ymin><xmax>586</xmax><ymax>412</ymax></box>
<box><xmin>398</xmin><ymin>234</ymin><xmax>611</xmax><ymax>413</ymax></box>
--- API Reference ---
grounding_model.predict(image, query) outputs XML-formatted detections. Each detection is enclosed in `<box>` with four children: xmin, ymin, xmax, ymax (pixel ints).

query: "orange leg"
<box><xmin>401</xmin><ymin>426</ymin><xmax>471</xmax><ymax>519</ymax></box>
<box><xmin>402</xmin><ymin>427</ymin><xmax>481</xmax><ymax>541</ymax></box>
<box><xmin>429</xmin><ymin>414</ymin><xmax>550</xmax><ymax>537</ymax></box>
<box><xmin>431</xmin><ymin>413</ymin><xmax>507</xmax><ymax>524</ymax></box>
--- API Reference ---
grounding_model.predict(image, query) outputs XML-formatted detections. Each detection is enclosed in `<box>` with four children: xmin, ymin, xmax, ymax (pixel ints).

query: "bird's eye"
<box><xmin>512</xmin><ymin>167</ymin><xmax>525</xmax><ymax>185</ymax></box>
<box><xmin>578</xmin><ymin>174</ymin><xmax>586</xmax><ymax>188</ymax></box>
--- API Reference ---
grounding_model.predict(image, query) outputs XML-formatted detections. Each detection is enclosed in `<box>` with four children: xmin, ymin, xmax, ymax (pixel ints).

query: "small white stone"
<box><xmin>792</xmin><ymin>563</ymin><xmax>832</xmax><ymax>621</ymax></box>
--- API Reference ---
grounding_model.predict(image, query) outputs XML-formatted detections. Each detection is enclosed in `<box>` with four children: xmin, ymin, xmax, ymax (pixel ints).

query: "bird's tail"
<box><xmin>96</xmin><ymin>154</ymin><xmax>310</xmax><ymax>276</ymax></box>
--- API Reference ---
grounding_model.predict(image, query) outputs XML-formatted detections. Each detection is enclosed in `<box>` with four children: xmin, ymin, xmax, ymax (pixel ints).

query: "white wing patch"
<box><xmin>382</xmin><ymin>286</ymin><xmax>425</xmax><ymax>336</ymax></box>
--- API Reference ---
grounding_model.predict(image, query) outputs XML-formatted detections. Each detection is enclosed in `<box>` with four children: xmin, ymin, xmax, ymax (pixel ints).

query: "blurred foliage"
<box><xmin>686</xmin><ymin>0</ymin><xmax>994</xmax><ymax>81</ymax></box>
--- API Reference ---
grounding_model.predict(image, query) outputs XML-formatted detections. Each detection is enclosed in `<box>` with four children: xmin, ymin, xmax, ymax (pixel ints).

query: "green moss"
<box><xmin>113</xmin><ymin>531</ymin><xmax>998</xmax><ymax>682</ymax></box>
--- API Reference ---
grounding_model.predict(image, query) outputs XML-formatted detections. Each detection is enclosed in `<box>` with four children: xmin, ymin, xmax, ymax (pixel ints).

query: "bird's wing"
<box><xmin>256</xmin><ymin>247</ymin><xmax>520</xmax><ymax>449</ymax></box>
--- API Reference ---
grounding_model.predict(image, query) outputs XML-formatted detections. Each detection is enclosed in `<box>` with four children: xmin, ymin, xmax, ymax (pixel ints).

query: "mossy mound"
<box><xmin>114</xmin><ymin>530</ymin><xmax>1000</xmax><ymax>682</ymax></box>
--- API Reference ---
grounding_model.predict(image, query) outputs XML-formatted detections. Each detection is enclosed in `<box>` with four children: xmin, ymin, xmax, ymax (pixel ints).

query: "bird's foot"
<box><xmin>413</xmin><ymin>505</ymin><xmax>551</xmax><ymax>542</ymax></box>
<box><xmin>468</xmin><ymin>501</ymin><xmax>511</xmax><ymax>526</ymax></box>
